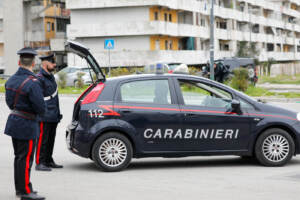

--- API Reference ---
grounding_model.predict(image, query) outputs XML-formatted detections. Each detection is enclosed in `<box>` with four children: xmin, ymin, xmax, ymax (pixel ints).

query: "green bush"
<box><xmin>230</xmin><ymin>68</ymin><xmax>249</xmax><ymax>92</ymax></box>
<box><xmin>76</xmin><ymin>72</ymin><xmax>85</xmax><ymax>88</ymax></box>
<box><xmin>57</xmin><ymin>71</ymin><xmax>67</xmax><ymax>89</ymax></box>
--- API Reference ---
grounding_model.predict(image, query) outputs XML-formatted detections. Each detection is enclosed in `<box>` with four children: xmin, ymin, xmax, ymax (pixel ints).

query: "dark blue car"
<box><xmin>65</xmin><ymin>41</ymin><xmax>300</xmax><ymax>172</ymax></box>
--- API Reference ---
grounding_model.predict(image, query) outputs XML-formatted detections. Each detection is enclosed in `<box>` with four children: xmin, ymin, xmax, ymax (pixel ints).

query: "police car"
<box><xmin>65</xmin><ymin>41</ymin><xmax>300</xmax><ymax>172</ymax></box>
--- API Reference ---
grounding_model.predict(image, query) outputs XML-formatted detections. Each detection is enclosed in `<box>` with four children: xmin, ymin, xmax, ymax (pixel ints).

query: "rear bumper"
<box><xmin>66</xmin><ymin>121</ymin><xmax>91</xmax><ymax>158</ymax></box>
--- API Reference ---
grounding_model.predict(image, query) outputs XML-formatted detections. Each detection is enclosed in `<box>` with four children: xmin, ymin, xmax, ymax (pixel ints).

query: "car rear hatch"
<box><xmin>65</xmin><ymin>41</ymin><xmax>106</xmax><ymax>121</ymax></box>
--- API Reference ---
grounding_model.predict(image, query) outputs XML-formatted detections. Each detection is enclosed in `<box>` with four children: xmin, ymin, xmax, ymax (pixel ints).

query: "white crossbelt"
<box><xmin>44</xmin><ymin>87</ymin><xmax>58</xmax><ymax>101</ymax></box>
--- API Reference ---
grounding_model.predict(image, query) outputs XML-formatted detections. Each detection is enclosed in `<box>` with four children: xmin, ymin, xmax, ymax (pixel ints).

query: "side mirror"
<box><xmin>231</xmin><ymin>99</ymin><xmax>242</xmax><ymax>114</ymax></box>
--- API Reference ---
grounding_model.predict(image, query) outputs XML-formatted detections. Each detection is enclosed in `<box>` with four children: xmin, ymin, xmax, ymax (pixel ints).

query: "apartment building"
<box><xmin>67</xmin><ymin>0</ymin><xmax>300</xmax><ymax>67</ymax></box>
<box><xmin>1</xmin><ymin>0</ymin><xmax>69</xmax><ymax>75</ymax></box>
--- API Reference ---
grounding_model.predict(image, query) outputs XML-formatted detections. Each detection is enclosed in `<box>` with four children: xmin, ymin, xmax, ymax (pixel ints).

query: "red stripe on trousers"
<box><xmin>25</xmin><ymin>140</ymin><xmax>33</xmax><ymax>194</ymax></box>
<box><xmin>36</xmin><ymin>122</ymin><xmax>44</xmax><ymax>165</ymax></box>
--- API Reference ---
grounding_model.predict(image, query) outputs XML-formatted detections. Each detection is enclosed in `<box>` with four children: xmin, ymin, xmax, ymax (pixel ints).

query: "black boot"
<box><xmin>16</xmin><ymin>191</ymin><xmax>37</xmax><ymax>197</ymax></box>
<box><xmin>20</xmin><ymin>192</ymin><xmax>45</xmax><ymax>200</ymax></box>
<box><xmin>46</xmin><ymin>161</ymin><xmax>63</xmax><ymax>168</ymax></box>
<box><xmin>35</xmin><ymin>164</ymin><xmax>52</xmax><ymax>171</ymax></box>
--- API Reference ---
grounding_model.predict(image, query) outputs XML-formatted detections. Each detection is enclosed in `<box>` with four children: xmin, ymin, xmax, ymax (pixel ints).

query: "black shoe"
<box><xmin>35</xmin><ymin>164</ymin><xmax>52</xmax><ymax>171</ymax></box>
<box><xmin>46</xmin><ymin>161</ymin><xmax>63</xmax><ymax>168</ymax></box>
<box><xmin>20</xmin><ymin>192</ymin><xmax>45</xmax><ymax>200</ymax></box>
<box><xmin>16</xmin><ymin>191</ymin><xmax>37</xmax><ymax>197</ymax></box>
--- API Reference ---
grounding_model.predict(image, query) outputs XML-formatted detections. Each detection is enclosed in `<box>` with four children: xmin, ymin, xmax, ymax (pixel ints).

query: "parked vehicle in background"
<box><xmin>54</xmin><ymin>66</ymin><xmax>93</xmax><ymax>87</ymax></box>
<box><xmin>201</xmin><ymin>58</ymin><xmax>258</xmax><ymax>84</ymax></box>
<box><xmin>144</xmin><ymin>62</ymin><xmax>189</xmax><ymax>74</ymax></box>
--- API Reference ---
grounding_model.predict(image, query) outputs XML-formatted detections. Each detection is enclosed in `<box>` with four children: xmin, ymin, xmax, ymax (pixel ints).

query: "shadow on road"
<box><xmin>66</xmin><ymin>156</ymin><xmax>300</xmax><ymax>172</ymax></box>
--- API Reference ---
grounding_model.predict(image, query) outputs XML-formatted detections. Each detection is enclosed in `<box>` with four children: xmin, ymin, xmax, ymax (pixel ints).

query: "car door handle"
<box><xmin>120</xmin><ymin>109</ymin><xmax>131</xmax><ymax>113</ymax></box>
<box><xmin>184</xmin><ymin>113</ymin><xmax>197</xmax><ymax>117</ymax></box>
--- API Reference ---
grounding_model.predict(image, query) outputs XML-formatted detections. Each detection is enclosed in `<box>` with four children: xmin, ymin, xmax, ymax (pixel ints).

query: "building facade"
<box><xmin>66</xmin><ymin>0</ymin><xmax>300</xmax><ymax>68</ymax></box>
<box><xmin>1</xmin><ymin>0</ymin><xmax>69</xmax><ymax>75</ymax></box>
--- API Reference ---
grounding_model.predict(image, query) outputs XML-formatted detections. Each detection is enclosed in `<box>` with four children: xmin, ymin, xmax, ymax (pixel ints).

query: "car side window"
<box><xmin>178</xmin><ymin>80</ymin><xmax>232</xmax><ymax>108</ymax></box>
<box><xmin>120</xmin><ymin>79</ymin><xmax>171</xmax><ymax>104</ymax></box>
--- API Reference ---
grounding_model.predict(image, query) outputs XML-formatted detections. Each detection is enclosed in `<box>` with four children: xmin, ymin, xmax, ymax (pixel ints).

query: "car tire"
<box><xmin>92</xmin><ymin>132</ymin><xmax>133</xmax><ymax>172</ymax></box>
<box><xmin>255</xmin><ymin>128</ymin><xmax>295</xmax><ymax>167</ymax></box>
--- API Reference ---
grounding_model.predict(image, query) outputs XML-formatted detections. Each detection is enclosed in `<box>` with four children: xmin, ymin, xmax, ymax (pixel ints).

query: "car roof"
<box><xmin>107</xmin><ymin>73</ymin><xmax>213</xmax><ymax>83</ymax></box>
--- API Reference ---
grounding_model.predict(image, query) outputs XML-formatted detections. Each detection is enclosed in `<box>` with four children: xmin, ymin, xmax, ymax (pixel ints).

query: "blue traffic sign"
<box><xmin>104</xmin><ymin>39</ymin><xmax>115</xmax><ymax>50</ymax></box>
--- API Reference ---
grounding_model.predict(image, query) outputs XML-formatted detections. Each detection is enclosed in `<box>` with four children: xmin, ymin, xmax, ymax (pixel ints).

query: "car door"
<box><xmin>174</xmin><ymin>77</ymin><xmax>252</xmax><ymax>152</ymax></box>
<box><xmin>114</xmin><ymin>77</ymin><xmax>182</xmax><ymax>152</ymax></box>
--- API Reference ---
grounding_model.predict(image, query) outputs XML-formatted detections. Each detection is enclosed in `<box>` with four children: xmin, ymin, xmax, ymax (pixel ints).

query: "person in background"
<box><xmin>35</xmin><ymin>53</ymin><xmax>63</xmax><ymax>171</ymax></box>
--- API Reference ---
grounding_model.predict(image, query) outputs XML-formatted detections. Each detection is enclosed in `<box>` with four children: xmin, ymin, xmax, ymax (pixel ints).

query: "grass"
<box><xmin>245</xmin><ymin>85</ymin><xmax>300</xmax><ymax>98</ymax></box>
<box><xmin>258</xmin><ymin>74</ymin><xmax>300</xmax><ymax>84</ymax></box>
<box><xmin>0</xmin><ymin>79</ymin><xmax>5</xmax><ymax>93</ymax></box>
<box><xmin>58</xmin><ymin>86</ymin><xmax>89</xmax><ymax>94</ymax></box>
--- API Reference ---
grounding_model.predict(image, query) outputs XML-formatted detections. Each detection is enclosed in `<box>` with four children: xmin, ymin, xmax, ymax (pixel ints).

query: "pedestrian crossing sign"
<box><xmin>104</xmin><ymin>39</ymin><xmax>115</xmax><ymax>50</ymax></box>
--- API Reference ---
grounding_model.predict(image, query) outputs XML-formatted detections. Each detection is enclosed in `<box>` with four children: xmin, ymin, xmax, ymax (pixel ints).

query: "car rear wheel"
<box><xmin>92</xmin><ymin>132</ymin><xmax>133</xmax><ymax>172</ymax></box>
<box><xmin>255</xmin><ymin>128</ymin><xmax>295</xmax><ymax>166</ymax></box>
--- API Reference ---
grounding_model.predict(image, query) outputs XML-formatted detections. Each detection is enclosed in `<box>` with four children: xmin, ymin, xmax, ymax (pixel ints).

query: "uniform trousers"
<box><xmin>36</xmin><ymin>122</ymin><xmax>58</xmax><ymax>165</ymax></box>
<box><xmin>12</xmin><ymin>138</ymin><xmax>35</xmax><ymax>194</ymax></box>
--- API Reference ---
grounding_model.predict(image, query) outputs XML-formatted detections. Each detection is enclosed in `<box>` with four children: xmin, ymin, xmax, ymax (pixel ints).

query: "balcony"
<box><xmin>68</xmin><ymin>50</ymin><xmax>236</xmax><ymax>67</ymax></box>
<box><xmin>68</xmin><ymin>21</ymin><xmax>211</xmax><ymax>38</ymax></box>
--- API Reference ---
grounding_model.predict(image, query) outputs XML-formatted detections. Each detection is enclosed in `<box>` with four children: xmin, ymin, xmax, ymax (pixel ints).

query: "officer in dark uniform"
<box><xmin>4</xmin><ymin>47</ymin><xmax>46</xmax><ymax>200</ymax></box>
<box><xmin>35</xmin><ymin>53</ymin><xmax>63</xmax><ymax>171</ymax></box>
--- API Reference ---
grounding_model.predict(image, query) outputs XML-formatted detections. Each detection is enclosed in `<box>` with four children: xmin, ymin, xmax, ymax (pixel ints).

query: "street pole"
<box><xmin>209</xmin><ymin>0</ymin><xmax>215</xmax><ymax>81</ymax></box>
<box><xmin>108</xmin><ymin>49</ymin><xmax>111</xmax><ymax>77</ymax></box>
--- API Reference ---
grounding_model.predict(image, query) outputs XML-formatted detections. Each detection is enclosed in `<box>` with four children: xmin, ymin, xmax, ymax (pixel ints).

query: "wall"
<box><xmin>71</xmin><ymin>7</ymin><xmax>149</xmax><ymax>25</ymax></box>
<box><xmin>76</xmin><ymin>36</ymin><xmax>150</xmax><ymax>51</ymax></box>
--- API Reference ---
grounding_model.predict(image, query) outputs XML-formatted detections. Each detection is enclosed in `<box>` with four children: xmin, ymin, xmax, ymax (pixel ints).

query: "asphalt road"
<box><xmin>1</xmin><ymin>96</ymin><xmax>300</xmax><ymax>200</ymax></box>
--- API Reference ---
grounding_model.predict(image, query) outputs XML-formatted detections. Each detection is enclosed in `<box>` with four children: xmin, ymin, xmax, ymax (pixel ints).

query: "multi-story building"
<box><xmin>67</xmin><ymin>0</ymin><xmax>300</xmax><ymax>68</ymax></box>
<box><xmin>0</xmin><ymin>0</ymin><xmax>4</xmax><ymax>73</ymax></box>
<box><xmin>2</xmin><ymin>0</ymin><xmax>69</xmax><ymax>75</ymax></box>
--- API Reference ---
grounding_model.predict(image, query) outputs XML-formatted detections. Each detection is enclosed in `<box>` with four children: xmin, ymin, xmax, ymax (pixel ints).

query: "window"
<box><xmin>179</xmin><ymin>80</ymin><xmax>232</xmax><ymax>108</ymax></box>
<box><xmin>52</xmin><ymin>23</ymin><xmax>55</xmax><ymax>31</ymax></box>
<box><xmin>154</xmin><ymin>12</ymin><xmax>159</xmax><ymax>20</ymax></box>
<box><xmin>169</xmin><ymin>40</ymin><xmax>173</xmax><ymax>50</ymax></box>
<box><xmin>120</xmin><ymin>79</ymin><xmax>171</xmax><ymax>104</ymax></box>
<box><xmin>165</xmin><ymin>40</ymin><xmax>168</xmax><ymax>50</ymax></box>
<box><xmin>164</xmin><ymin>13</ymin><xmax>168</xmax><ymax>21</ymax></box>
<box><xmin>47</xmin><ymin>22</ymin><xmax>51</xmax><ymax>32</ymax></box>
<box><xmin>169</xmin><ymin>13</ymin><xmax>172</xmax><ymax>22</ymax></box>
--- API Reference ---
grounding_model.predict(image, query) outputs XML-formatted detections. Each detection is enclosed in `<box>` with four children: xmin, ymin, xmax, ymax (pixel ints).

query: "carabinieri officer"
<box><xmin>4</xmin><ymin>47</ymin><xmax>46</xmax><ymax>200</ymax></box>
<box><xmin>35</xmin><ymin>53</ymin><xmax>63</xmax><ymax>171</ymax></box>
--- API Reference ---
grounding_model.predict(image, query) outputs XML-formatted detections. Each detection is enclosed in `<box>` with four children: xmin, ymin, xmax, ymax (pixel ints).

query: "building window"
<box><xmin>154</xmin><ymin>12</ymin><xmax>159</xmax><ymax>20</ymax></box>
<box><xmin>267</xmin><ymin>43</ymin><xmax>274</xmax><ymax>52</ymax></box>
<box><xmin>52</xmin><ymin>23</ymin><xmax>55</xmax><ymax>31</ymax></box>
<box><xmin>165</xmin><ymin>40</ymin><xmax>168</xmax><ymax>50</ymax></box>
<box><xmin>169</xmin><ymin>13</ymin><xmax>172</xmax><ymax>22</ymax></box>
<box><xmin>164</xmin><ymin>13</ymin><xmax>168</xmax><ymax>21</ymax></box>
<box><xmin>47</xmin><ymin>22</ymin><xmax>51</xmax><ymax>32</ymax></box>
<box><xmin>169</xmin><ymin>40</ymin><xmax>173</xmax><ymax>50</ymax></box>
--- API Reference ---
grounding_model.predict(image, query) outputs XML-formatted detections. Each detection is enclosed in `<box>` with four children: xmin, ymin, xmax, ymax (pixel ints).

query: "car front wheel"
<box><xmin>255</xmin><ymin>128</ymin><xmax>295</xmax><ymax>166</ymax></box>
<box><xmin>92</xmin><ymin>132</ymin><xmax>133</xmax><ymax>172</ymax></box>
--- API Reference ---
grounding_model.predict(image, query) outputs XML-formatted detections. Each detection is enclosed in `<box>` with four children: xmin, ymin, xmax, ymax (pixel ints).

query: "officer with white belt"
<box><xmin>35</xmin><ymin>53</ymin><xmax>63</xmax><ymax>171</ymax></box>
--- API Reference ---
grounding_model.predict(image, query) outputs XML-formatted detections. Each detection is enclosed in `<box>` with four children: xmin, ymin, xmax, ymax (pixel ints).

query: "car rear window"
<box><xmin>120</xmin><ymin>79</ymin><xmax>171</xmax><ymax>104</ymax></box>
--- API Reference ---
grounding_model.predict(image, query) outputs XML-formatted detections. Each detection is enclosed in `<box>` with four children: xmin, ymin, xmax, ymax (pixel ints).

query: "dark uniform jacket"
<box><xmin>37</xmin><ymin>68</ymin><xmax>62</xmax><ymax>123</ymax></box>
<box><xmin>4</xmin><ymin>67</ymin><xmax>46</xmax><ymax>140</ymax></box>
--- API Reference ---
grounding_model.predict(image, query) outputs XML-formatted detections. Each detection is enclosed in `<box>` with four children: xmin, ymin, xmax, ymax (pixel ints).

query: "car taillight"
<box><xmin>168</xmin><ymin>70</ymin><xmax>173</xmax><ymax>74</ymax></box>
<box><xmin>75</xmin><ymin>84</ymin><xmax>94</xmax><ymax>104</ymax></box>
<box><xmin>81</xmin><ymin>83</ymin><xmax>105</xmax><ymax>105</ymax></box>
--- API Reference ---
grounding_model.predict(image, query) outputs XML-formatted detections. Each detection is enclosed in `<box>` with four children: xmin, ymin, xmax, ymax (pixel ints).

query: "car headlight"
<box><xmin>297</xmin><ymin>113</ymin><xmax>300</xmax><ymax>121</ymax></box>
